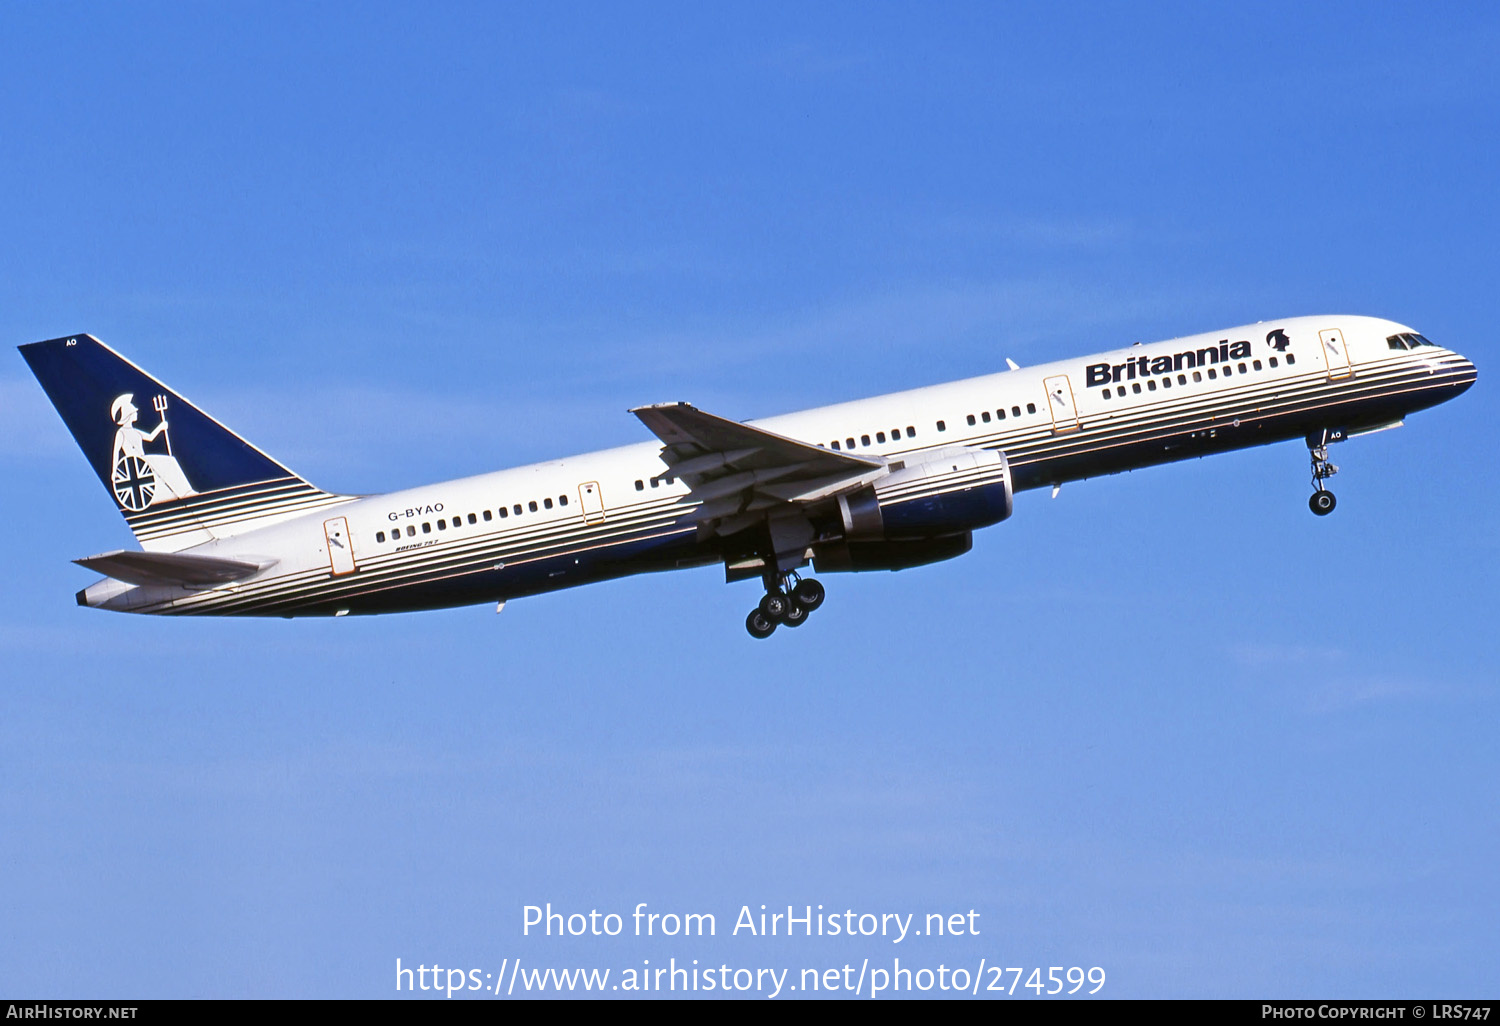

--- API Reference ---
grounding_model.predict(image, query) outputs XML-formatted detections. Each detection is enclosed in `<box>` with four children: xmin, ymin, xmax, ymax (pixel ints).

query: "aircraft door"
<box><xmin>1318</xmin><ymin>328</ymin><xmax>1352</xmax><ymax>379</ymax></box>
<box><xmin>579</xmin><ymin>481</ymin><xmax>606</xmax><ymax>524</ymax></box>
<box><xmin>323</xmin><ymin>516</ymin><xmax>357</xmax><ymax>576</ymax></box>
<box><xmin>1043</xmin><ymin>374</ymin><xmax>1081</xmax><ymax>432</ymax></box>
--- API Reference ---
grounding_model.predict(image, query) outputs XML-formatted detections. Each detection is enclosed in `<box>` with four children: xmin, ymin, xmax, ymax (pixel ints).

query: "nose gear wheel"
<box><xmin>1307</xmin><ymin>430</ymin><xmax>1340</xmax><ymax>517</ymax></box>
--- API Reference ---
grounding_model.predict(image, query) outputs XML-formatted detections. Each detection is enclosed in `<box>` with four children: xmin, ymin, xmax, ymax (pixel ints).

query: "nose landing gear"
<box><xmin>1308</xmin><ymin>429</ymin><xmax>1340</xmax><ymax>516</ymax></box>
<box><xmin>745</xmin><ymin>573</ymin><xmax>827</xmax><ymax>638</ymax></box>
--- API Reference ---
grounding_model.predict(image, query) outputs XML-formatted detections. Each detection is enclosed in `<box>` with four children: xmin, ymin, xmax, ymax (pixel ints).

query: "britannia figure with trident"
<box><xmin>109</xmin><ymin>392</ymin><xmax>197</xmax><ymax>510</ymax></box>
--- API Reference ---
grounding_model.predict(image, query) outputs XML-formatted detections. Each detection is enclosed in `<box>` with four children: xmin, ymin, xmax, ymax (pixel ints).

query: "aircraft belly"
<box><xmin>145</xmin><ymin>523</ymin><xmax>708</xmax><ymax>616</ymax></box>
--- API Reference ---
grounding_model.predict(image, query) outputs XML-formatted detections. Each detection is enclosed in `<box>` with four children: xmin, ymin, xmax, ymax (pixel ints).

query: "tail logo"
<box><xmin>109</xmin><ymin>393</ymin><xmax>198</xmax><ymax>510</ymax></box>
<box><xmin>1266</xmin><ymin>328</ymin><xmax>1292</xmax><ymax>351</ymax></box>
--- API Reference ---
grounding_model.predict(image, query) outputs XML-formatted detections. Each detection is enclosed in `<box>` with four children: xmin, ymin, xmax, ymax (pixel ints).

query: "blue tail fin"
<box><xmin>20</xmin><ymin>334</ymin><xmax>345</xmax><ymax>550</ymax></box>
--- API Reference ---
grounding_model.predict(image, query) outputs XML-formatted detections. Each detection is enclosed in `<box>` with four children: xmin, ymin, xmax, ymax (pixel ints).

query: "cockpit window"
<box><xmin>1387</xmin><ymin>334</ymin><xmax>1409</xmax><ymax>350</ymax></box>
<box><xmin>1389</xmin><ymin>332</ymin><xmax>1439</xmax><ymax>350</ymax></box>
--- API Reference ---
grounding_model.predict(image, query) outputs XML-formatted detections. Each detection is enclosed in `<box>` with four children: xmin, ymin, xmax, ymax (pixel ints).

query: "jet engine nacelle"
<box><xmin>834</xmin><ymin>446</ymin><xmax>1013</xmax><ymax>542</ymax></box>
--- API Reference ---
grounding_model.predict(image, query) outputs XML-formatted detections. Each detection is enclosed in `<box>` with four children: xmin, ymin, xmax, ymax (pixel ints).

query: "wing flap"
<box><xmin>630</xmin><ymin>403</ymin><xmax>890</xmax><ymax>537</ymax></box>
<box><xmin>75</xmin><ymin>549</ymin><xmax>276</xmax><ymax>587</ymax></box>
<box><xmin>755</xmin><ymin>466</ymin><xmax>889</xmax><ymax>504</ymax></box>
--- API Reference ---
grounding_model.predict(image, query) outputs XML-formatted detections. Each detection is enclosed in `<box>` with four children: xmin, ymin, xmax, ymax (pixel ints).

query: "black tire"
<box><xmin>781</xmin><ymin>600</ymin><xmax>808</xmax><ymax>628</ymax></box>
<box><xmin>746</xmin><ymin>609</ymin><xmax>777</xmax><ymax>639</ymax></box>
<box><xmin>791</xmin><ymin>578</ymin><xmax>825</xmax><ymax>612</ymax></box>
<box><xmin>759</xmin><ymin>591</ymin><xmax>790</xmax><ymax>621</ymax></box>
<box><xmin>1309</xmin><ymin>490</ymin><xmax>1337</xmax><ymax>516</ymax></box>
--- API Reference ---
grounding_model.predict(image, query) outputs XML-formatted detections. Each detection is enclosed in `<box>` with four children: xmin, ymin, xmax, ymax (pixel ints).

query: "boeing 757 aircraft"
<box><xmin>20</xmin><ymin>315</ymin><xmax>1477</xmax><ymax>637</ymax></box>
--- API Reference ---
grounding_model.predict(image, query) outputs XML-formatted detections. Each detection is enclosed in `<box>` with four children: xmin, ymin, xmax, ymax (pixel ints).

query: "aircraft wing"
<box><xmin>75</xmin><ymin>549</ymin><xmax>276</xmax><ymax>587</ymax></box>
<box><xmin>630</xmin><ymin>403</ymin><xmax>889</xmax><ymax>534</ymax></box>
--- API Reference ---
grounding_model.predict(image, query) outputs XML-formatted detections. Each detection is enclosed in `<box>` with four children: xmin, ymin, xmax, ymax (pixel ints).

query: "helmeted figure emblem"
<box><xmin>109</xmin><ymin>393</ymin><xmax>197</xmax><ymax>510</ymax></box>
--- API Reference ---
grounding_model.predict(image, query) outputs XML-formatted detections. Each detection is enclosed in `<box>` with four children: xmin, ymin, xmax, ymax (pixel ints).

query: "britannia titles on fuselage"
<box><xmin>1084</xmin><ymin>339</ymin><xmax>1256</xmax><ymax>388</ymax></box>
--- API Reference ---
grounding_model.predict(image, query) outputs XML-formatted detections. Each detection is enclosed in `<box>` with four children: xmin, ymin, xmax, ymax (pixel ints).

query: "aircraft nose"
<box><xmin>1453</xmin><ymin>354</ymin><xmax>1478</xmax><ymax>394</ymax></box>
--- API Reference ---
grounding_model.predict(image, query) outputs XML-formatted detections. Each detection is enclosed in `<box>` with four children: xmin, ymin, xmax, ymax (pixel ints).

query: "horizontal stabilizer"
<box><xmin>75</xmin><ymin>549</ymin><xmax>276</xmax><ymax>587</ymax></box>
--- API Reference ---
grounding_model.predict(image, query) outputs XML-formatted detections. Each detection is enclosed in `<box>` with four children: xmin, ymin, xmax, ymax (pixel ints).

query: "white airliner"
<box><xmin>20</xmin><ymin>315</ymin><xmax>1476</xmax><ymax>637</ymax></box>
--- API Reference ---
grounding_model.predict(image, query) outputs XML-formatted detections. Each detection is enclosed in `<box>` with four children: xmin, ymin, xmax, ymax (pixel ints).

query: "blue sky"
<box><xmin>2</xmin><ymin>2</ymin><xmax>1496</xmax><ymax>998</ymax></box>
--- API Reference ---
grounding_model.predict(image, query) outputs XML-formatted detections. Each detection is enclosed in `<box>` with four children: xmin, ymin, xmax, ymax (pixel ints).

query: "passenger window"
<box><xmin>936</xmin><ymin>421</ymin><xmax>946</xmax><ymax>432</ymax></box>
<box><xmin>846</xmin><ymin>438</ymin><xmax>856</xmax><ymax>449</ymax></box>
<box><xmin>468</xmin><ymin>513</ymin><xmax>477</xmax><ymax>524</ymax></box>
<box><xmin>876</xmin><ymin>431</ymin><xmax>886</xmax><ymax>443</ymax></box>
<box><xmin>996</xmin><ymin>408</ymin><xmax>1006</xmax><ymax>420</ymax></box>
<box><xmin>651</xmin><ymin>478</ymin><xmax>659</xmax><ymax>488</ymax></box>
<box><xmin>1026</xmin><ymin>403</ymin><xmax>1036</xmax><ymax>414</ymax></box>
<box><xmin>376</xmin><ymin>531</ymin><xmax>385</xmax><ymax>543</ymax></box>
<box><xmin>1178</xmin><ymin>374</ymin><xmax>1187</xmax><ymax>385</ymax></box>
<box><xmin>1269</xmin><ymin>357</ymin><xmax>1278</xmax><ymax>368</ymax></box>
<box><xmin>1132</xmin><ymin>383</ymin><xmax>1142</xmax><ymax>394</ymax></box>
<box><xmin>1286</xmin><ymin>354</ymin><xmax>1296</xmax><ymax>365</ymax></box>
<box><xmin>407</xmin><ymin>526</ymin><xmax>416</xmax><ymax>537</ymax></box>
<box><xmin>636</xmin><ymin>479</ymin><xmax>644</xmax><ymax>490</ymax></box>
<box><xmin>422</xmin><ymin>522</ymin><xmax>431</xmax><ymax>534</ymax></box>
<box><xmin>831</xmin><ymin>441</ymin><xmax>840</xmax><ymax>450</ymax></box>
<box><xmin>437</xmin><ymin>519</ymin><xmax>446</xmax><ymax>530</ymax></box>
<box><xmin>1238</xmin><ymin>362</ymin><xmax>1247</xmax><ymax>373</ymax></box>
<box><xmin>1208</xmin><ymin>368</ymin><xmax>1217</xmax><ymax>379</ymax></box>
<box><xmin>981</xmin><ymin>411</ymin><xmax>991</xmax><ymax>422</ymax></box>
<box><xmin>483</xmin><ymin>510</ymin><xmax>492</xmax><ymax>521</ymax></box>
<box><xmin>906</xmin><ymin>426</ymin><xmax>915</xmax><ymax>438</ymax></box>
<box><xmin>1102</xmin><ymin>390</ymin><xmax>1112</xmax><ymax>400</ymax></box>
<box><xmin>1147</xmin><ymin>379</ymin><xmax>1157</xmax><ymax>391</ymax></box>
<box><xmin>499</xmin><ymin>507</ymin><xmax>508</xmax><ymax>518</ymax></box>
<box><xmin>1222</xmin><ymin>365</ymin><xmax>1232</xmax><ymax>376</ymax></box>
<box><xmin>514</xmin><ymin>504</ymin><xmax>523</xmax><ymax>515</ymax></box>
<box><xmin>891</xmin><ymin>428</ymin><xmax>901</xmax><ymax>439</ymax></box>
<box><xmin>544</xmin><ymin>497</ymin><xmax>553</xmax><ymax>509</ymax></box>
<box><xmin>559</xmin><ymin>495</ymin><xmax>568</xmax><ymax>506</ymax></box>
<box><xmin>1193</xmin><ymin>372</ymin><xmax>1203</xmax><ymax>382</ymax></box>
<box><xmin>861</xmin><ymin>435</ymin><xmax>870</xmax><ymax>446</ymax></box>
<box><xmin>1116</xmin><ymin>386</ymin><xmax>1126</xmax><ymax>397</ymax></box>
<box><xmin>529</xmin><ymin>501</ymin><xmax>538</xmax><ymax>512</ymax></box>
<box><xmin>1253</xmin><ymin>360</ymin><xmax>1262</xmax><ymax>371</ymax></box>
<box><xmin>966</xmin><ymin>414</ymin><xmax>976</xmax><ymax>426</ymax></box>
<box><xmin>1162</xmin><ymin>377</ymin><xmax>1171</xmax><ymax>388</ymax></box>
<box><xmin>1012</xmin><ymin>406</ymin><xmax>1021</xmax><ymax>417</ymax></box>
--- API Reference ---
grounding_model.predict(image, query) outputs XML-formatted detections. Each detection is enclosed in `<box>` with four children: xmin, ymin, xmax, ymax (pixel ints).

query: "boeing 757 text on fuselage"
<box><xmin>19</xmin><ymin>315</ymin><xmax>1476</xmax><ymax>637</ymax></box>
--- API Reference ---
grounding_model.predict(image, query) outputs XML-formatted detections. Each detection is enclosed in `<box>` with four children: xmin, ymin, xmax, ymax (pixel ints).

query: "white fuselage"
<box><xmin>80</xmin><ymin>315</ymin><xmax>1477</xmax><ymax>617</ymax></box>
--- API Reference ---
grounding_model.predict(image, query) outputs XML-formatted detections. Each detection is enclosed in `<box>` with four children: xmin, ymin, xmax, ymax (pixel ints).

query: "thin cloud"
<box><xmin>1304</xmin><ymin>675</ymin><xmax>1430</xmax><ymax>714</ymax></box>
<box><xmin>1230</xmin><ymin>643</ymin><xmax>1347</xmax><ymax>667</ymax></box>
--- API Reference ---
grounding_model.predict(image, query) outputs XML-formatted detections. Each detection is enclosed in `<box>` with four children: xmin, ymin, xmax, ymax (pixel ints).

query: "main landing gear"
<box><xmin>1308</xmin><ymin>430</ymin><xmax>1340</xmax><ymax>516</ymax></box>
<box><xmin>745</xmin><ymin>573</ymin><xmax>826</xmax><ymax>639</ymax></box>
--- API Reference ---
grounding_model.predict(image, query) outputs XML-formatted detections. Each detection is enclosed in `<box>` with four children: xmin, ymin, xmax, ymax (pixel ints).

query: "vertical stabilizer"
<box><xmin>19</xmin><ymin>334</ymin><xmax>348</xmax><ymax>550</ymax></box>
